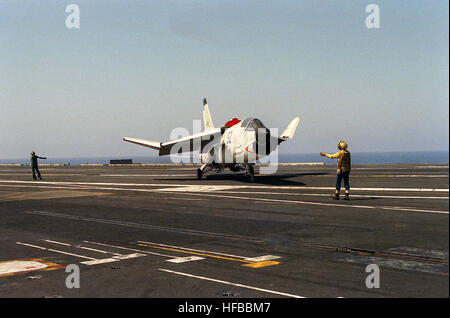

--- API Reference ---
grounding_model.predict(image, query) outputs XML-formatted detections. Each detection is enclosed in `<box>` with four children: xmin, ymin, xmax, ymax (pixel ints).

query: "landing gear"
<box><xmin>197</xmin><ymin>168</ymin><xmax>203</xmax><ymax>180</ymax></box>
<box><xmin>245</xmin><ymin>164</ymin><xmax>255</xmax><ymax>183</ymax></box>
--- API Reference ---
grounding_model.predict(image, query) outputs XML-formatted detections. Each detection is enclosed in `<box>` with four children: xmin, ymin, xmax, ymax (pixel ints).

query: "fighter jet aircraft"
<box><xmin>123</xmin><ymin>98</ymin><xmax>299</xmax><ymax>182</ymax></box>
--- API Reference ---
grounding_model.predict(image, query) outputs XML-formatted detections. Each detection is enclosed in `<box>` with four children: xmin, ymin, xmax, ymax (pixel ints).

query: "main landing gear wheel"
<box><xmin>197</xmin><ymin>168</ymin><xmax>203</xmax><ymax>180</ymax></box>
<box><xmin>245</xmin><ymin>165</ymin><xmax>255</xmax><ymax>183</ymax></box>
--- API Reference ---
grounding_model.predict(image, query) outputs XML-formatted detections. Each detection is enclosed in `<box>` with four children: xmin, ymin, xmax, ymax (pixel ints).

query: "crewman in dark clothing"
<box><xmin>320</xmin><ymin>141</ymin><xmax>351</xmax><ymax>200</ymax></box>
<box><xmin>30</xmin><ymin>151</ymin><xmax>47</xmax><ymax>180</ymax></box>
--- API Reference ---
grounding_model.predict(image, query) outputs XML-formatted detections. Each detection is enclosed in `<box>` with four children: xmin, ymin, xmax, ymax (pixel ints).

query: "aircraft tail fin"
<box><xmin>279</xmin><ymin>117</ymin><xmax>300</xmax><ymax>141</ymax></box>
<box><xmin>202</xmin><ymin>98</ymin><xmax>215</xmax><ymax>131</ymax></box>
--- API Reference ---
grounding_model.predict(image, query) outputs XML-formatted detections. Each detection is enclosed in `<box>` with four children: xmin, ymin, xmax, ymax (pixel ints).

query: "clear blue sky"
<box><xmin>0</xmin><ymin>0</ymin><xmax>448</xmax><ymax>158</ymax></box>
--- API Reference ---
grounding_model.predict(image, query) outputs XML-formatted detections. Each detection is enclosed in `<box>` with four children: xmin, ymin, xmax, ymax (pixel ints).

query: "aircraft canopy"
<box><xmin>241</xmin><ymin>118</ymin><xmax>266</xmax><ymax>131</ymax></box>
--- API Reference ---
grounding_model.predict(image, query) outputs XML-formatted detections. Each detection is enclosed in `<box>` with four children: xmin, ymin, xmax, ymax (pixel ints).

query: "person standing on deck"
<box><xmin>320</xmin><ymin>141</ymin><xmax>351</xmax><ymax>200</ymax></box>
<box><xmin>30</xmin><ymin>151</ymin><xmax>47</xmax><ymax>180</ymax></box>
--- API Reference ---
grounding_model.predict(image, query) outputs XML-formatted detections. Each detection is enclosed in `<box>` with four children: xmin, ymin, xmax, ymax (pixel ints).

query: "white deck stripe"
<box><xmin>138</xmin><ymin>241</ymin><xmax>281</xmax><ymax>263</ymax></box>
<box><xmin>83</xmin><ymin>241</ymin><xmax>176</xmax><ymax>258</ymax></box>
<box><xmin>0</xmin><ymin>261</ymin><xmax>48</xmax><ymax>275</ymax></box>
<box><xmin>44</xmin><ymin>239</ymin><xmax>121</xmax><ymax>255</ymax></box>
<box><xmin>168</xmin><ymin>197</ymin><xmax>206</xmax><ymax>201</ymax></box>
<box><xmin>177</xmin><ymin>192</ymin><xmax>449</xmax><ymax>215</ymax></box>
<box><xmin>112</xmin><ymin>253</ymin><xmax>146</xmax><ymax>260</ymax></box>
<box><xmin>138</xmin><ymin>241</ymin><xmax>248</xmax><ymax>259</ymax></box>
<box><xmin>15</xmin><ymin>242</ymin><xmax>47</xmax><ymax>250</ymax></box>
<box><xmin>0</xmin><ymin>180</ymin><xmax>448</xmax><ymax>192</ymax></box>
<box><xmin>244</xmin><ymin>255</ymin><xmax>281</xmax><ymax>262</ymax></box>
<box><xmin>100</xmin><ymin>174</ymin><xmax>189</xmax><ymax>177</ymax></box>
<box><xmin>80</xmin><ymin>258</ymin><xmax>119</xmax><ymax>265</ymax></box>
<box><xmin>1</xmin><ymin>183</ymin><xmax>446</xmax><ymax>200</ymax></box>
<box><xmin>13</xmin><ymin>180</ymin><xmax>448</xmax><ymax>215</ymax></box>
<box><xmin>0</xmin><ymin>180</ymin><xmax>184</xmax><ymax>187</ymax></box>
<box><xmin>16</xmin><ymin>242</ymin><xmax>96</xmax><ymax>260</ymax></box>
<box><xmin>79</xmin><ymin>246</ymin><xmax>121</xmax><ymax>255</ymax></box>
<box><xmin>3</xmin><ymin>180</ymin><xmax>448</xmax><ymax>214</ymax></box>
<box><xmin>17</xmin><ymin>241</ymin><xmax>144</xmax><ymax>265</ymax></box>
<box><xmin>44</xmin><ymin>239</ymin><xmax>70</xmax><ymax>246</ymax></box>
<box><xmin>216</xmin><ymin>191</ymin><xmax>449</xmax><ymax>200</ymax></box>
<box><xmin>352</xmin><ymin>166</ymin><xmax>448</xmax><ymax>170</ymax></box>
<box><xmin>159</xmin><ymin>268</ymin><xmax>305</xmax><ymax>298</ymax></box>
<box><xmin>167</xmin><ymin>256</ymin><xmax>205</xmax><ymax>263</ymax></box>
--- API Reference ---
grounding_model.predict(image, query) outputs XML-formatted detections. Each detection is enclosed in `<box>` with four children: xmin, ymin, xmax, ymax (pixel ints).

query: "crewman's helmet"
<box><xmin>31</xmin><ymin>151</ymin><xmax>35</xmax><ymax>155</ymax></box>
<box><xmin>337</xmin><ymin>141</ymin><xmax>348</xmax><ymax>150</ymax></box>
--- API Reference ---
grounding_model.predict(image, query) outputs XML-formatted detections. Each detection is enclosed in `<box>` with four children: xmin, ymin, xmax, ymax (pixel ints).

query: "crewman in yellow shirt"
<box><xmin>320</xmin><ymin>141</ymin><xmax>351</xmax><ymax>200</ymax></box>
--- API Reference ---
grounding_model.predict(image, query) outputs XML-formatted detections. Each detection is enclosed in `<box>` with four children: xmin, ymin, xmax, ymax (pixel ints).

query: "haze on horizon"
<box><xmin>1</xmin><ymin>0</ymin><xmax>448</xmax><ymax>160</ymax></box>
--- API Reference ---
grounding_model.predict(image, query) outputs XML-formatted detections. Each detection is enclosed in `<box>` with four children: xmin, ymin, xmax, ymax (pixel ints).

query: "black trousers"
<box><xmin>32</xmin><ymin>165</ymin><xmax>41</xmax><ymax>180</ymax></box>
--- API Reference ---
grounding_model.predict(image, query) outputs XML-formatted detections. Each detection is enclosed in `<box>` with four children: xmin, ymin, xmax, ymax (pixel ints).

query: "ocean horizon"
<box><xmin>1</xmin><ymin>151</ymin><xmax>448</xmax><ymax>166</ymax></box>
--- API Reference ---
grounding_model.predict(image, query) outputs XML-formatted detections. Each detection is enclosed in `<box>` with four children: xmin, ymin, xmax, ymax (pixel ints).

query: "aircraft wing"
<box><xmin>278</xmin><ymin>117</ymin><xmax>300</xmax><ymax>143</ymax></box>
<box><xmin>122</xmin><ymin>137</ymin><xmax>161</xmax><ymax>151</ymax></box>
<box><xmin>123</xmin><ymin>128</ymin><xmax>222</xmax><ymax>156</ymax></box>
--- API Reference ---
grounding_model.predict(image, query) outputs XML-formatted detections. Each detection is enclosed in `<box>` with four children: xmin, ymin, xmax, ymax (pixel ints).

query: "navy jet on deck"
<box><xmin>123</xmin><ymin>98</ymin><xmax>299</xmax><ymax>182</ymax></box>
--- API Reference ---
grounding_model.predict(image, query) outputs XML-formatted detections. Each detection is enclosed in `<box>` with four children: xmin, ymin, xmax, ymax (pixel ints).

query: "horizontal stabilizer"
<box><xmin>123</xmin><ymin>137</ymin><xmax>161</xmax><ymax>150</ymax></box>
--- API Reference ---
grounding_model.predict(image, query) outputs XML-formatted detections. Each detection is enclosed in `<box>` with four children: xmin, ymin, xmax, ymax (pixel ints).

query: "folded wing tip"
<box><xmin>122</xmin><ymin>137</ymin><xmax>161</xmax><ymax>150</ymax></box>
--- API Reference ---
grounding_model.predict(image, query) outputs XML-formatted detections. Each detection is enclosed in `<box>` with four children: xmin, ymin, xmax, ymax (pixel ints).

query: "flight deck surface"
<box><xmin>0</xmin><ymin>164</ymin><xmax>448</xmax><ymax>297</ymax></box>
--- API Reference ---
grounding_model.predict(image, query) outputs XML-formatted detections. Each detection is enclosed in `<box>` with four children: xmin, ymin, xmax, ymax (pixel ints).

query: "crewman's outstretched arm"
<box><xmin>320</xmin><ymin>152</ymin><xmax>339</xmax><ymax>159</ymax></box>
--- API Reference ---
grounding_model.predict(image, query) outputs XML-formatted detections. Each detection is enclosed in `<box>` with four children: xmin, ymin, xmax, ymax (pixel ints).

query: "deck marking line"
<box><xmin>138</xmin><ymin>243</ymin><xmax>281</xmax><ymax>268</ymax></box>
<box><xmin>16</xmin><ymin>242</ymin><xmax>96</xmax><ymax>260</ymax></box>
<box><xmin>24</xmin><ymin>211</ymin><xmax>264</xmax><ymax>242</ymax></box>
<box><xmin>167</xmin><ymin>256</ymin><xmax>205</xmax><ymax>263</ymax></box>
<box><xmin>137</xmin><ymin>241</ymin><xmax>249</xmax><ymax>259</ymax></box>
<box><xmin>83</xmin><ymin>241</ymin><xmax>176</xmax><ymax>258</ymax></box>
<box><xmin>244</xmin><ymin>255</ymin><xmax>282</xmax><ymax>262</ymax></box>
<box><xmin>4</xmin><ymin>184</ymin><xmax>446</xmax><ymax>201</ymax></box>
<box><xmin>0</xmin><ymin>259</ymin><xmax>64</xmax><ymax>277</ymax></box>
<box><xmin>178</xmin><ymin>192</ymin><xmax>449</xmax><ymax>215</ymax></box>
<box><xmin>44</xmin><ymin>239</ymin><xmax>122</xmax><ymax>255</ymax></box>
<box><xmin>137</xmin><ymin>243</ymin><xmax>249</xmax><ymax>263</ymax></box>
<box><xmin>243</xmin><ymin>261</ymin><xmax>281</xmax><ymax>268</ymax></box>
<box><xmin>16</xmin><ymin>241</ymin><xmax>134</xmax><ymax>265</ymax></box>
<box><xmin>0</xmin><ymin>180</ymin><xmax>448</xmax><ymax>192</ymax></box>
<box><xmin>112</xmin><ymin>253</ymin><xmax>146</xmax><ymax>260</ymax></box>
<box><xmin>17</xmin><ymin>182</ymin><xmax>447</xmax><ymax>214</ymax></box>
<box><xmin>158</xmin><ymin>268</ymin><xmax>305</xmax><ymax>298</ymax></box>
<box><xmin>80</xmin><ymin>258</ymin><xmax>119</xmax><ymax>265</ymax></box>
<box><xmin>220</xmin><ymin>190</ymin><xmax>449</xmax><ymax>200</ymax></box>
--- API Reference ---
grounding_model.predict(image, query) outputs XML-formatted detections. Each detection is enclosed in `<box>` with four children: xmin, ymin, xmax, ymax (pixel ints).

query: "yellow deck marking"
<box><xmin>138</xmin><ymin>244</ymin><xmax>248</xmax><ymax>263</ymax></box>
<box><xmin>137</xmin><ymin>243</ymin><xmax>280</xmax><ymax>268</ymax></box>
<box><xmin>243</xmin><ymin>261</ymin><xmax>280</xmax><ymax>268</ymax></box>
